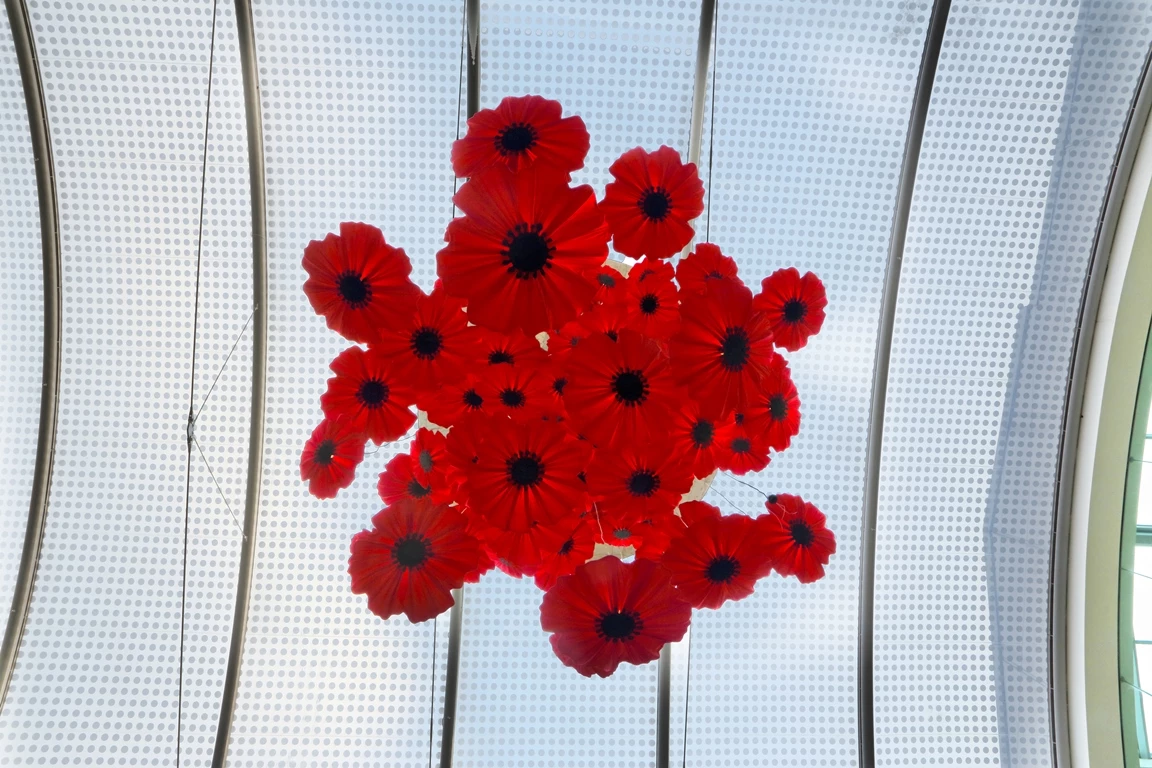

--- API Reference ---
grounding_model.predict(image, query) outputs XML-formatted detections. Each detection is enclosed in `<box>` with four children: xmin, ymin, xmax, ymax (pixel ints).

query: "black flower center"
<box><xmin>463</xmin><ymin>389</ymin><xmax>484</xmax><ymax>409</ymax></box>
<box><xmin>627</xmin><ymin>469</ymin><xmax>660</xmax><ymax>497</ymax></box>
<box><xmin>411</xmin><ymin>327</ymin><xmax>443</xmax><ymax>360</ymax></box>
<box><xmin>356</xmin><ymin>379</ymin><xmax>389</xmax><ymax>408</ymax></box>
<box><xmin>612</xmin><ymin>528</ymin><xmax>631</xmax><ymax>541</ymax></box>
<box><xmin>496</xmin><ymin>122</ymin><xmax>537</xmax><ymax>154</ymax></box>
<box><xmin>731</xmin><ymin>437</ymin><xmax>752</xmax><ymax>454</ymax></box>
<box><xmin>500</xmin><ymin>388</ymin><xmax>526</xmax><ymax>408</ymax></box>
<box><xmin>507</xmin><ymin>451</ymin><xmax>544</xmax><ymax>488</ymax></box>
<box><xmin>502</xmin><ymin>222</ymin><xmax>553</xmax><ymax>279</ymax></box>
<box><xmin>719</xmin><ymin>327</ymin><xmax>751</xmax><ymax>371</ymax></box>
<box><xmin>783</xmin><ymin>299</ymin><xmax>807</xmax><ymax>323</ymax></box>
<box><xmin>706</xmin><ymin>555</ymin><xmax>740</xmax><ymax>583</ymax></box>
<box><xmin>612</xmin><ymin>369</ymin><xmax>648</xmax><ymax>405</ymax></box>
<box><xmin>393</xmin><ymin>535</ymin><xmax>430</xmax><ymax>569</ymax></box>
<box><xmin>790</xmin><ymin>519</ymin><xmax>814</xmax><ymax>547</ymax></box>
<box><xmin>407</xmin><ymin>479</ymin><xmax>432</xmax><ymax>499</ymax></box>
<box><xmin>639</xmin><ymin>187</ymin><xmax>671</xmax><ymax>222</ymax></box>
<box><xmin>488</xmin><ymin>350</ymin><xmax>514</xmax><ymax>365</ymax></box>
<box><xmin>313</xmin><ymin>439</ymin><xmax>336</xmax><ymax>466</ymax></box>
<box><xmin>690</xmin><ymin>419</ymin><xmax>714</xmax><ymax>448</ymax></box>
<box><xmin>639</xmin><ymin>294</ymin><xmax>659</xmax><ymax>315</ymax></box>
<box><xmin>597</xmin><ymin>272</ymin><xmax>617</xmax><ymax>288</ymax></box>
<box><xmin>418</xmin><ymin>449</ymin><xmax>434</xmax><ymax>474</ymax></box>
<box><xmin>337</xmin><ymin>271</ymin><xmax>371</xmax><ymax>308</ymax></box>
<box><xmin>558</xmin><ymin>539</ymin><xmax>575</xmax><ymax>556</ymax></box>
<box><xmin>769</xmin><ymin>395</ymin><xmax>788</xmax><ymax>421</ymax></box>
<box><xmin>767</xmin><ymin>494</ymin><xmax>778</xmax><ymax>504</ymax></box>
<box><xmin>598</xmin><ymin>611</ymin><xmax>641</xmax><ymax>641</ymax></box>
<box><xmin>552</xmin><ymin>377</ymin><xmax>567</xmax><ymax>396</ymax></box>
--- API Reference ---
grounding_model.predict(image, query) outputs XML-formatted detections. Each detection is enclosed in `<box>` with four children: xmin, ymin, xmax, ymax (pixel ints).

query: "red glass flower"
<box><xmin>562</xmin><ymin>329</ymin><xmax>678</xmax><ymax>449</ymax></box>
<box><xmin>371</xmin><ymin>288</ymin><xmax>479</xmax><ymax>393</ymax></box>
<box><xmin>484</xmin><ymin>362</ymin><xmax>556</xmax><ymax>422</ymax></box>
<box><xmin>759</xmin><ymin>494</ymin><xmax>836</xmax><ymax>583</ymax></box>
<box><xmin>661</xmin><ymin>512</ymin><xmax>774</xmax><ymax>609</ymax></box>
<box><xmin>302</xmin><ymin>222</ymin><xmax>421</xmax><ymax>344</ymax></box>
<box><xmin>669</xmin><ymin>399</ymin><xmax>722</xmax><ymax>480</ymax></box>
<box><xmin>675</xmin><ymin>242</ymin><xmax>740</xmax><ymax>295</ymax></box>
<box><xmin>349</xmin><ymin>499</ymin><xmax>483</xmax><ymax>623</ymax></box>
<box><xmin>585</xmin><ymin>442</ymin><xmax>694</xmax><ymax>521</ymax></box>
<box><xmin>753</xmin><ymin>267</ymin><xmax>827</xmax><ymax>351</ymax></box>
<box><xmin>377</xmin><ymin>453</ymin><xmax>434</xmax><ymax>506</ymax></box>
<box><xmin>623</xmin><ymin>258</ymin><xmax>680</xmax><ymax>340</ymax></box>
<box><xmin>741</xmin><ymin>354</ymin><xmax>801</xmax><ymax>452</ymax></box>
<box><xmin>540</xmin><ymin>556</ymin><xmax>691</xmax><ymax>677</ymax></box>
<box><xmin>320</xmin><ymin>346</ymin><xmax>417</xmax><ymax>444</ymax></box>
<box><xmin>438</xmin><ymin>167</ymin><xmax>609</xmax><ymax>336</ymax></box>
<box><xmin>600</xmin><ymin>146</ymin><xmax>705</xmax><ymax>260</ymax></box>
<box><xmin>300</xmin><ymin>416</ymin><xmax>364</xmax><ymax>499</ymax></box>
<box><xmin>670</xmin><ymin>280</ymin><xmax>777</xmax><ymax>417</ymax></box>
<box><xmin>475</xmin><ymin>327</ymin><xmax>550</xmax><ymax>370</ymax></box>
<box><xmin>422</xmin><ymin>374</ymin><xmax>491</xmax><ymax>430</ymax></box>
<box><xmin>452</xmin><ymin>94</ymin><xmax>590</xmax><ymax>179</ymax></box>
<box><xmin>532</xmin><ymin>517</ymin><xmax>596</xmax><ymax>591</ymax></box>
<box><xmin>713</xmin><ymin>419</ymin><xmax>771</xmax><ymax>475</ymax></box>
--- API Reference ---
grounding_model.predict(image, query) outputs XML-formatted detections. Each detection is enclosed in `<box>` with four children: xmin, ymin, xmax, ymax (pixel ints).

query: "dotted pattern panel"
<box><xmin>227</xmin><ymin>3</ymin><xmax>463</xmax><ymax>764</ymax></box>
<box><xmin>876</xmin><ymin>0</ymin><xmax>1152</xmax><ymax>765</ymax></box>
<box><xmin>0</xmin><ymin>3</ymin><xmax>43</xmax><ymax>642</ymax></box>
<box><xmin>449</xmin><ymin>4</ymin><xmax>699</xmax><ymax>765</ymax></box>
<box><xmin>0</xmin><ymin>1</ymin><xmax>215</xmax><ymax>764</ymax></box>
<box><xmin>675</xmin><ymin>2</ymin><xmax>931</xmax><ymax>766</ymax></box>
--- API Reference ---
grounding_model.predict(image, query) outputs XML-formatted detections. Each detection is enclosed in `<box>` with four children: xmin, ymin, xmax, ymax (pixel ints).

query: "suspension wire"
<box><xmin>177</xmin><ymin>0</ymin><xmax>221</xmax><ymax>764</ymax></box>
<box><xmin>192</xmin><ymin>309</ymin><xmax>255</xmax><ymax>426</ymax></box>
<box><xmin>680</xmin><ymin>624</ymin><xmax>695</xmax><ymax>768</ymax></box>
<box><xmin>720</xmin><ymin>471</ymin><xmax>770</xmax><ymax>501</ymax></box>
<box><xmin>192</xmin><ymin>437</ymin><xmax>245</xmax><ymax>536</ymax></box>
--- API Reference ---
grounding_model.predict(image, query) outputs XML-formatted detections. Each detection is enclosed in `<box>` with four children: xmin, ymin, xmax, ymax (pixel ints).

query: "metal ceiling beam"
<box><xmin>211</xmin><ymin>0</ymin><xmax>269</xmax><ymax>763</ymax></box>
<box><xmin>857</xmin><ymin>1</ymin><xmax>952</xmax><ymax>766</ymax></box>
<box><xmin>0</xmin><ymin>0</ymin><xmax>63</xmax><ymax>717</ymax></box>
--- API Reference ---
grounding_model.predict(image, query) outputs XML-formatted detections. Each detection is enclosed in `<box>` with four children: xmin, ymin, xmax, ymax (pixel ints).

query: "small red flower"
<box><xmin>302</xmin><ymin>222</ymin><xmax>421</xmax><ymax>344</ymax></box>
<box><xmin>438</xmin><ymin>167</ymin><xmax>610</xmax><ymax>336</ymax></box>
<box><xmin>670</xmin><ymin>281</ymin><xmax>777</xmax><ymax>417</ymax></box>
<box><xmin>669</xmin><ymin>399</ymin><xmax>722</xmax><ymax>480</ymax></box>
<box><xmin>591</xmin><ymin>264</ymin><xmax>627</xmax><ymax>306</ymax></box>
<box><xmin>661</xmin><ymin>512</ymin><xmax>774</xmax><ymax>609</ymax></box>
<box><xmin>623</xmin><ymin>258</ymin><xmax>680</xmax><ymax>339</ymax></box>
<box><xmin>600</xmin><ymin>146</ymin><xmax>705</xmax><ymax>260</ymax></box>
<box><xmin>349</xmin><ymin>499</ymin><xmax>483</xmax><ymax>623</ymax></box>
<box><xmin>713</xmin><ymin>418</ymin><xmax>771</xmax><ymax>475</ymax></box>
<box><xmin>475</xmin><ymin>327</ymin><xmax>550</xmax><ymax>370</ymax></box>
<box><xmin>759</xmin><ymin>494</ymin><xmax>836</xmax><ymax>583</ymax></box>
<box><xmin>319</xmin><ymin>346</ymin><xmax>417</xmax><ymax>444</ymax></box>
<box><xmin>463</xmin><ymin>418</ymin><xmax>590</xmax><ymax>532</ymax></box>
<box><xmin>753</xmin><ymin>267</ymin><xmax>827</xmax><ymax>351</ymax></box>
<box><xmin>533</xmin><ymin>517</ymin><xmax>596</xmax><ymax>591</ymax></box>
<box><xmin>675</xmin><ymin>243</ymin><xmax>740</xmax><ymax>295</ymax></box>
<box><xmin>484</xmin><ymin>363</ymin><xmax>556</xmax><ymax>422</ymax></box>
<box><xmin>452</xmin><ymin>94</ymin><xmax>590</xmax><ymax>179</ymax></box>
<box><xmin>300</xmin><ymin>417</ymin><xmax>364</xmax><ymax>499</ymax></box>
<box><xmin>585</xmin><ymin>442</ymin><xmax>694</xmax><ymax>521</ymax></box>
<box><xmin>410</xmin><ymin>428</ymin><xmax>451</xmax><ymax>491</ymax></box>
<box><xmin>576</xmin><ymin>293</ymin><xmax>634</xmax><ymax>342</ymax></box>
<box><xmin>563</xmin><ymin>329</ymin><xmax>678</xmax><ymax>449</ymax></box>
<box><xmin>422</xmin><ymin>374</ymin><xmax>491</xmax><ymax>430</ymax></box>
<box><xmin>540</xmin><ymin>556</ymin><xmax>691</xmax><ymax>677</ymax></box>
<box><xmin>742</xmin><ymin>355</ymin><xmax>801</xmax><ymax>452</ymax></box>
<box><xmin>377</xmin><ymin>453</ymin><xmax>434</xmax><ymax>506</ymax></box>
<box><xmin>372</xmin><ymin>288</ymin><xmax>479</xmax><ymax>393</ymax></box>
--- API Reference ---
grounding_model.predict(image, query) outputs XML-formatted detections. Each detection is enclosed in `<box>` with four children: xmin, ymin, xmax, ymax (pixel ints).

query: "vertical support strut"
<box><xmin>0</xmin><ymin>0</ymin><xmax>63</xmax><ymax>717</ymax></box>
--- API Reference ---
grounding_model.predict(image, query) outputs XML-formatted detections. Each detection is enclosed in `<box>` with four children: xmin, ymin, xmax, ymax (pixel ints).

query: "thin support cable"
<box><xmin>437</xmin><ymin>3</ymin><xmax>477</xmax><ymax>767</ymax></box>
<box><xmin>192</xmin><ymin>437</ymin><xmax>245</xmax><ymax>536</ymax></box>
<box><xmin>857</xmin><ymin>1</ymin><xmax>952</xmax><ymax>766</ymax></box>
<box><xmin>0</xmin><ymin>0</ymin><xmax>63</xmax><ymax>716</ymax></box>
<box><xmin>679</xmin><ymin>625</ymin><xmax>694</xmax><ymax>768</ymax></box>
<box><xmin>211</xmin><ymin>0</ymin><xmax>269</xmax><ymax>763</ymax></box>
<box><xmin>427</xmin><ymin>618</ymin><xmax>438</xmax><ymax>768</ymax></box>
<box><xmin>192</xmin><ymin>309</ymin><xmax>255</xmax><ymax>425</ymax></box>
<box><xmin>177</xmin><ymin>2</ymin><xmax>220</xmax><ymax>762</ymax></box>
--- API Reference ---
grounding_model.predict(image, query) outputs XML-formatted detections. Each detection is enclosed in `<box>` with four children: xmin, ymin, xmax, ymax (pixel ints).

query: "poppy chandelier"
<box><xmin>298</xmin><ymin>95</ymin><xmax>836</xmax><ymax>678</ymax></box>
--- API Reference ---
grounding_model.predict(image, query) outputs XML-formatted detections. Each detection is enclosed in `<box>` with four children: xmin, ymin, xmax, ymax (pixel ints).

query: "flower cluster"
<box><xmin>300</xmin><ymin>95</ymin><xmax>836</xmax><ymax>677</ymax></box>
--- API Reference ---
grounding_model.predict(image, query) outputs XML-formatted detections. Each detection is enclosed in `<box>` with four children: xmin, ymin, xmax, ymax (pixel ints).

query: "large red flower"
<box><xmin>713</xmin><ymin>419</ymin><xmax>771</xmax><ymax>475</ymax></box>
<box><xmin>349</xmin><ymin>499</ymin><xmax>483</xmax><ymax>623</ymax></box>
<box><xmin>585</xmin><ymin>442</ymin><xmax>694</xmax><ymax>521</ymax></box>
<box><xmin>540</xmin><ymin>556</ymin><xmax>691</xmax><ymax>677</ymax></box>
<box><xmin>753</xmin><ymin>267</ymin><xmax>827</xmax><ymax>351</ymax></box>
<box><xmin>562</xmin><ymin>330</ymin><xmax>678</xmax><ymax>449</ymax></box>
<box><xmin>670</xmin><ymin>281</ymin><xmax>777</xmax><ymax>417</ymax></box>
<box><xmin>300</xmin><ymin>416</ymin><xmax>364</xmax><ymax>499</ymax></box>
<box><xmin>600</xmin><ymin>146</ymin><xmax>705</xmax><ymax>260</ymax></box>
<box><xmin>302</xmin><ymin>222</ymin><xmax>421</xmax><ymax>344</ymax></box>
<box><xmin>319</xmin><ymin>346</ymin><xmax>417</xmax><ymax>444</ymax></box>
<box><xmin>623</xmin><ymin>258</ymin><xmax>680</xmax><ymax>340</ymax></box>
<box><xmin>661</xmin><ymin>513</ymin><xmax>774</xmax><ymax>609</ymax></box>
<box><xmin>759</xmin><ymin>494</ymin><xmax>836</xmax><ymax>583</ymax></box>
<box><xmin>452</xmin><ymin>94</ymin><xmax>590</xmax><ymax>179</ymax></box>
<box><xmin>463</xmin><ymin>418</ymin><xmax>589</xmax><ymax>532</ymax></box>
<box><xmin>438</xmin><ymin>167</ymin><xmax>609</xmax><ymax>336</ymax></box>
<box><xmin>371</xmin><ymin>288</ymin><xmax>479</xmax><ymax>393</ymax></box>
<box><xmin>741</xmin><ymin>355</ymin><xmax>801</xmax><ymax>452</ymax></box>
<box><xmin>669</xmin><ymin>399</ymin><xmax>722</xmax><ymax>480</ymax></box>
<box><xmin>422</xmin><ymin>374</ymin><xmax>491</xmax><ymax>430</ymax></box>
<box><xmin>377</xmin><ymin>453</ymin><xmax>434</xmax><ymax>506</ymax></box>
<box><xmin>675</xmin><ymin>243</ymin><xmax>740</xmax><ymax>295</ymax></box>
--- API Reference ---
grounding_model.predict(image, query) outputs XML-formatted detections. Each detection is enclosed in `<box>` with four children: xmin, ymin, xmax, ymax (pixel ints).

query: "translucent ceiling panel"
<box><xmin>0</xmin><ymin>1</ymin><xmax>215</xmax><ymax>764</ymax></box>
<box><xmin>449</xmin><ymin>5</ymin><xmax>699</xmax><ymax>765</ymax></box>
<box><xmin>875</xmin><ymin>1</ymin><xmax>1152</xmax><ymax>766</ymax></box>
<box><xmin>226</xmin><ymin>3</ymin><xmax>463</xmax><ymax>764</ymax></box>
<box><xmin>0</xmin><ymin>3</ymin><xmax>42</xmax><ymax>639</ymax></box>
<box><xmin>675</xmin><ymin>3</ymin><xmax>931</xmax><ymax>766</ymax></box>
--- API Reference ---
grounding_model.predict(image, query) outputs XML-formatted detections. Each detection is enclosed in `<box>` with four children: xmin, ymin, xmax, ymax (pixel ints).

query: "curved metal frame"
<box><xmin>211</xmin><ymin>0</ymin><xmax>269</xmax><ymax>763</ymax></box>
<box><xmin>0</xmin><ymin>0</ymin><xmax>63</xmax><ymax>716</ymax></box>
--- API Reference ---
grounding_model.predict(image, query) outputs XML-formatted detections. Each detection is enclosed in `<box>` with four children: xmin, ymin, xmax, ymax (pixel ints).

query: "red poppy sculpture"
<box><xmin>299</xmin><ymin>95</ymin><xmax>835</xmax><ymax>676</ymax></box>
